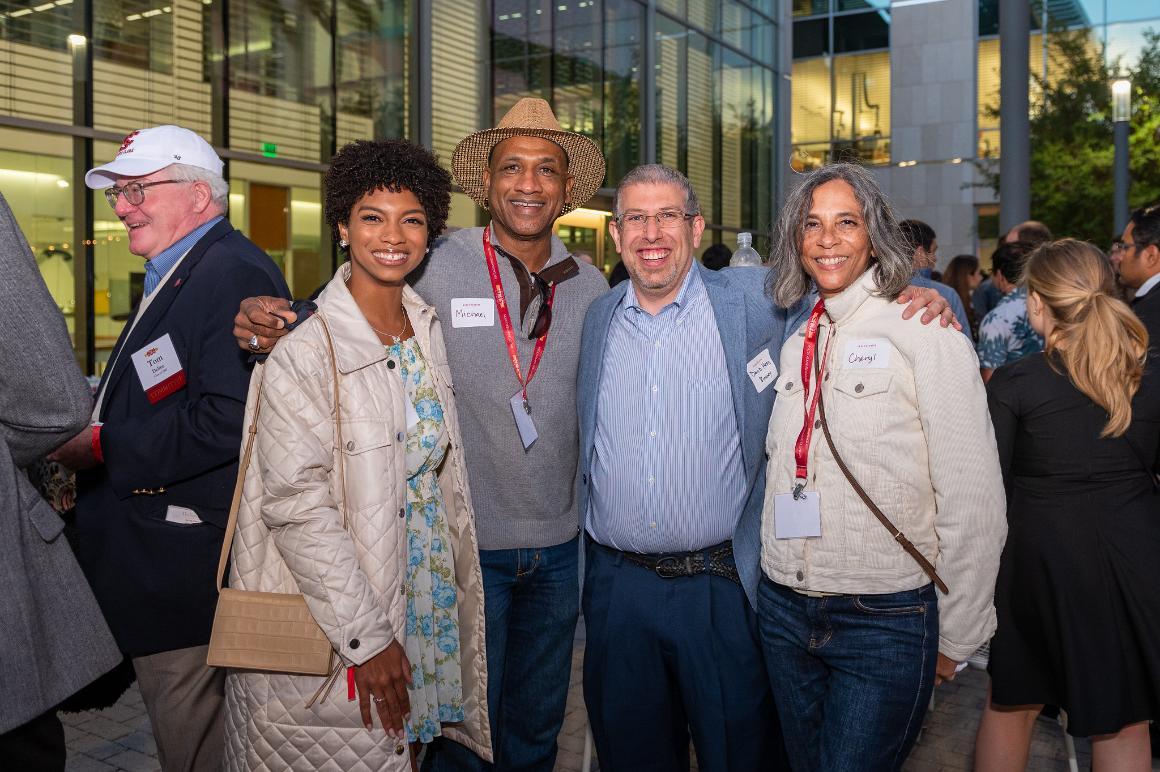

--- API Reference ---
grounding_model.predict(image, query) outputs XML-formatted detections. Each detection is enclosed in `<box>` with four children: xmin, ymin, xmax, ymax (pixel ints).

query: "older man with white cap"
<box><xmin>50</xmin><ymin>125</ymin><xmax>289</xmax><ymax>772</ymax></box>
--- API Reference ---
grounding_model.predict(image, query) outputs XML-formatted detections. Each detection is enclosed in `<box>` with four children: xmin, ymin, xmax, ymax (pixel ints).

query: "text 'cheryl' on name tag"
<box><xmin>132</xmin><ymin>333</ymin><xmax>186</xmax><ymax>404</ymax></box>
<box><xmin>450</xmin><ymin>298</ymin><xmax>495</xmax><ymax>328</ymax></box>
<box><xmin>843</xmin><ymin>338</ymin><xmax>891</xmax><ymax>369</ymax></box>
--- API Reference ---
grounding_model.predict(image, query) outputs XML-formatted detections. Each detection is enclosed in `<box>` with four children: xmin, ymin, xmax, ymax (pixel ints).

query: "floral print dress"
<box><xmin>386</xmin><ymin>336</ymin><xmax>465</xmax><ymax>744</ymax></box>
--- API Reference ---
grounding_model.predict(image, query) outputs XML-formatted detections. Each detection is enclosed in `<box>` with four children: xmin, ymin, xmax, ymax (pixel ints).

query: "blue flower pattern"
<box><xmin>386</xmin><ymin>337</ymin><xmax>464</xmax><ymax>744</ymax></box>
<box><xmin>975</xmin><ymin>287</ymin><xmax>1044</xmax><ymax>370</ymax></box>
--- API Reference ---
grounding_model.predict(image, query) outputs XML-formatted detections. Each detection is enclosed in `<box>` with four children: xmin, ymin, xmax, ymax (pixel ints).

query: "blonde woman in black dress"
<box><xmin>975</xmin><ymin>239</ymin><xmax>1159</xmax><ymax>770</ymax></box>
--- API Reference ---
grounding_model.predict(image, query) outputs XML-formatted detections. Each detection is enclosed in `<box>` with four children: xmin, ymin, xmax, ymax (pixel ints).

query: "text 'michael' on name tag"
<box><xmin>842</xmin><ymin>338</ymin><xmax>891</xmax><ymax>369</ymax></box>
<box><xmin>450</xmin><ymin>298</ymin><xmax>495</xmax><ymax>328</ymax></box>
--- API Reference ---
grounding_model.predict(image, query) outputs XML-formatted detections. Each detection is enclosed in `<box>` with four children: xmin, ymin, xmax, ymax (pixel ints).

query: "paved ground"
<box><xmin>63</xmin><ymin>628</ymin><xmax>1155</xmax><ymax>771</ymax></box>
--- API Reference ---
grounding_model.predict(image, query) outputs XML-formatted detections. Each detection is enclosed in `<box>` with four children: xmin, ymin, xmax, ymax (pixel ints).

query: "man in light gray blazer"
<box><xmin>0</xmin><ymin>192</ymin><xmax>122</xmax><ymax>769</ymax></box>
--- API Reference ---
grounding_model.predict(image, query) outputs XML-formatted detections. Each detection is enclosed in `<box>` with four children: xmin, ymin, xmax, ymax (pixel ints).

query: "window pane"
<box><xmin>832</xmin><ymin>50</ymin><xmax>890</xmax><ymax>164</ymax></box>
<box><xmin>493</xmin><ymin>0</ymin><xmax>552</xmax><ymax>115</ymax></box>
<box><xmin>552</xmin><ymin>0</ymin><xmax>603</xmax><ymax>139</ymax></box>
<box><xmin>227</xmin><ymin>0</ymin><xmax>335</xmax><ymax>163</ymax></box>
<box><xmin>793</xmin><ymin>0</ymin><xmax>828</xmax><ymax>18</ymax></box>
<box><xmin>793</xmin><ymin>18</ymin><xmax>828</xmax><ymax>58</ymax></box>
<box><xmin>719</xmin><ymin>50</ymin><xmax>772</xmax><ymax>230</ymax></box>
<box><xmin>432</xmin><ymin>0</ymin><xmax>486</xmax><ymax>167</ymax></box>
<box><xmin>656</xmin><ymin>15</ymin><xmax>686</xmax><ymax>170</ymax></box>
<box><xmin>0</xmin><ymin>1</ymin><xmax>73</xmax><ymax>126</ymax></box>
<box><xmin>791</xmin><ymin>57</ymin><xmax>831</xmax><ymax>144</ymax></box>
<box><xmin>687</xmin><ymin>31</ymin><xmax>715</xmax><ymax>223</ymax></box>
<box><xmin>94</xmin><ymin>0</ymin><xmax>172</xmax><ymax>73</ymax></box>
<box><xmin>336</xmin><ymin>0</ymin><xmax>410</xmax><ymax>144</ymax></box>
<box><xmin>0</xmin><ymin>139</ymin><xmax>77</xmax><ymax>355</ymax></box>
<box><xmin>833</xmin><ymin>11</ymin><xmax>888</xmax><ymax>53</ymax></box>
<box><xmin>603</xmin><ymin>0</ymin><xmax>643</xmax><ymax>186</ymax></box>
<box><xmin>93</xmin><ymin>139</ymin><xmax>140</xmax><ymax>374</ymax></box>
<box><xmin>837</xmin><ymin>0</ymin><xmax>888</xmax><ymax>11</ymax></box>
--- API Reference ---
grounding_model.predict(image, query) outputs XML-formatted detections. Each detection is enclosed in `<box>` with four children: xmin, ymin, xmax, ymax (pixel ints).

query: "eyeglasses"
<box><xmin>615</xmin><ymin>210</ymin><xmax>696</xmax><ymax>230</ymax></box>
<box><xmin>1121</xmin><ymin>240</ymin><xmax>1138</xmax><ymax>252</ymax></box>
<box><xmin>528</xmin><ymin>273</ymin><xmax>552</xmax><ymax>340</ymax></box>
<box><xmin>104</xmin><ymin>179</ymin><xmax>185</xmax><ymax>208</ymax></box>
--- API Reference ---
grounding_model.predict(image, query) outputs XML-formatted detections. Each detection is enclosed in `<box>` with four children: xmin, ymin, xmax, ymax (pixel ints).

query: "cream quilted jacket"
<box><xmin>223</xmin><ymin>264</ymin><xmax>491</xmax><ymax>770</ymax></box>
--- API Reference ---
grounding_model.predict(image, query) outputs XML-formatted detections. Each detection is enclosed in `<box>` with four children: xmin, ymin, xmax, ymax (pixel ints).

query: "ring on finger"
<box><xmin>247</xmin><ymin>334</ymin><xmax>262</xmax><ymax>352</ymax></box>
<box><xmin>371</xmin><ymin>694</ymin><xmax>385</xmax><ymax>704</ymax></box>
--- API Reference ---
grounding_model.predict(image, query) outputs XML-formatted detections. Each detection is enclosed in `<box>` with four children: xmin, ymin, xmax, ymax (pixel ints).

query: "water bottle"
<box><xmin>730</xmin><ymin>232</ymin><xmax>762</xmax><ymax>267</ymax></box>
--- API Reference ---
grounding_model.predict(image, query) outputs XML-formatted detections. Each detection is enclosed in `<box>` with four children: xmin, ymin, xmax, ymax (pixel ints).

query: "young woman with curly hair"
<box><xmin>222</xmin><ymin>139</ymin><xmax>491</xmax><ymax>771</ymax></box>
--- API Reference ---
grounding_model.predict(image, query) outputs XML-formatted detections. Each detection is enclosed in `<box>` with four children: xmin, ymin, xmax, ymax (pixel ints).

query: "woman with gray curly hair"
<box><xmin>756</xmin><ymin>163</ymin><xmax>1007</xmax><ymax>771</ymax></box>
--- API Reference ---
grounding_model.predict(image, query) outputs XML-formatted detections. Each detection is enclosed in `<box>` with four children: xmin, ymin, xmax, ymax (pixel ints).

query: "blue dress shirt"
<box><xmin>587</xmin><ymin>267</ymin><xmax>748</xmax><ymax>554</ymax></box>
<box><xmin>143</xmin><ymin>216</ymin><xmax>224</xmax><ymax>297</ymax></box>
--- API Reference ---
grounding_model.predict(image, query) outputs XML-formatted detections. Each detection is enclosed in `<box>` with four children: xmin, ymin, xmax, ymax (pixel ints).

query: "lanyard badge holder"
<box><xmin>775</xmin><ymin>300</ymin><xmax>829</xmax><ymax>540</ymax></box>
<box><xmin>482</xmin><ymin>226</ymin><xmax>556</xmax><ymax>450</ymax></box>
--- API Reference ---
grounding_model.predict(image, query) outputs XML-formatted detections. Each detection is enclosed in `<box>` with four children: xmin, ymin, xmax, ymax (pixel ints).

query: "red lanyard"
<box><xmin>793</xmin><ymin>299</ymin><xmax>833</xmax><ymax>493</ymax></box>
<box><xmin>482</xmin><ymin>226</ymin><xmax>556</xmax><ymax>407</ymax></box>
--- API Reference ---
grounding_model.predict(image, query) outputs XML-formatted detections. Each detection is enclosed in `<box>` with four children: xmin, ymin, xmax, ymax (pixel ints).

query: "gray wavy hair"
<box><xmin>167</xmin><ymin>162</ymin><xmax>230</xmax><ymax>211</ymax></box>
<box><xmin>767</xmin><ymin>163</ymin><xmax>912</xmax><ymax>308</ymax></box>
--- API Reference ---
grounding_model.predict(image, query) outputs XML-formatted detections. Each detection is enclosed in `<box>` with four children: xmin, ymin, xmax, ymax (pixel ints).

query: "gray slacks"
<box><xmin>133</xmin><ymin>644</ymin><xmax>225</xmax><ymax>772</ymax></box>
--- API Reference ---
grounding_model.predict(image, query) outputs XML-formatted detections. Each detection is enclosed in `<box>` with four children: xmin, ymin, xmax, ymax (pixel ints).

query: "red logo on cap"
<box><xmin>116</xmin><ymin>130</ymin><xmax>140</xmax><ymax>157</ymax></box>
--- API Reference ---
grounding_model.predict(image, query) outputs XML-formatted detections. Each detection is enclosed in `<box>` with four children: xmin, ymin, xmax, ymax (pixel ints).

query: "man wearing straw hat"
<box><xmin>233</xmin><ymin>99</ymin><xmax>609</xmax><ymax>772</ymax></box>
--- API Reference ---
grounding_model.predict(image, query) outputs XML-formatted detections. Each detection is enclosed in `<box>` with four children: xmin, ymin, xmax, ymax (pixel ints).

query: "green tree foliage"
<box><xmin>978</xmin><ymin>29</ymin><xmax>1160</xmax><ymax>244</ymax></box>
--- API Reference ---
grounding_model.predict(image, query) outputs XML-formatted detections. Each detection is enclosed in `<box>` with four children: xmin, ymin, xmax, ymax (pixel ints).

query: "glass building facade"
<box><xmin>1</xmin><ymin>0</ymin><xmax>785</xmax><ymax>375</ymax></box>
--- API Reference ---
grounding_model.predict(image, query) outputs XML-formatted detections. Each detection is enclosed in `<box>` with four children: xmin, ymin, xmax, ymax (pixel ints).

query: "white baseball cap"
<box><xmin>85</xmin><ymin>125</ymin><xmax>224</xmax><ymax>189</ymax></box>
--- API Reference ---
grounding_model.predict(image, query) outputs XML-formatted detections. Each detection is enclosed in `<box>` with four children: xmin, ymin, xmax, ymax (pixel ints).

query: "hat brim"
<box><xmin>452</xmin><ymin>127</ymin><xmax>606</xmax><ymax>215</ymax></box>
<box><xmin>84</xmin><ymin>157</ymin><xmax>174</xmax><ymax>189</ymax></box>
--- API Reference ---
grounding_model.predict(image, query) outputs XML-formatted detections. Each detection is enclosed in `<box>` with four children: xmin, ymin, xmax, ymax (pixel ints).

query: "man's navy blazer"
<box><xmin>577</xmin><ymin>263</ymin><xmax>810</xmax><ymax>607</ymax></box>
<box><xmin>75</xmin><ymin>219</ymin><xmax>290</xmax><ymax>656</ymax></box>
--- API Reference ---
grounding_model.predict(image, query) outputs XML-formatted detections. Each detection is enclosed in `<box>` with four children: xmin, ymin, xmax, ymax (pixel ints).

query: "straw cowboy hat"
<box><xmin>452</xmin><ymin>98</ymin><xmax>606</xmax><ymax>215</ymax></box>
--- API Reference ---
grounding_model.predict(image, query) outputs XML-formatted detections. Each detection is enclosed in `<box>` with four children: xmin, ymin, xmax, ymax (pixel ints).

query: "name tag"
<box><xmin>746</xmin><ymin>348</ymin><xmax>777</xmax><ymax>394</ymax></box>
<box><xmin>132</xmin><ymin>334</ymin><xmax>186</xmax><ymax>404</ymax></box>
<box><xmin>843</xmin><ymin>338</ymin><xmax>891</xmax><ymax>369</ymax></box>
<box><xmin>773</xmin><ymin>491</ymin><xmax>822</xmax><ymax>539</ymax></box>
<box><xmin>509</xmin><ymin>391</ymin><xmax>539</xmax><ymax>450</ymax></box>
<box><xmin>450</xmin><ymin>298</ymin><xmax>495</xmax><ymax>328</ymax></box>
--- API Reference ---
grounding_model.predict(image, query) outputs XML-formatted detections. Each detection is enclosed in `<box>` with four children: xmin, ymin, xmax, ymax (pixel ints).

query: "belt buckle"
<box><xmin>654</xmin><ymin>556</ymin><xmax>683</xmax><ymax>578</ymax></box>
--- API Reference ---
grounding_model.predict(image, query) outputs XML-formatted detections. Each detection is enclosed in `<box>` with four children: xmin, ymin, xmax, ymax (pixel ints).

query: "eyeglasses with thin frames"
<box><xmin>615</xmin><ymin>210</ymin><xmax>696</xmax><ymax>230</ymax></box>
<box><xmin>104</xmin><ymin>179</ymin><xmax>185</xmax><ymax>208</ymax></box>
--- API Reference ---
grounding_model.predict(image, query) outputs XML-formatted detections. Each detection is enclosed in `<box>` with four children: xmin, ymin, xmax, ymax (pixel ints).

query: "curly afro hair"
<box><xmin>324</xmin><ymin>139</ymin><xmax>452</xmax><ymax>248</ymax></box>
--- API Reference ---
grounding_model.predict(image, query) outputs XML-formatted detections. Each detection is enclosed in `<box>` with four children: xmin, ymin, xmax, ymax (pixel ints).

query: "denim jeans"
<box><xmin>756</xmin><ymin>578</ymin><xmax>938</xmax><ymax>772</ymax></box>
<box><xmin>423</xmin><ymin>536</ymin><xmax>579</xmax><ymax>772</ymax></box>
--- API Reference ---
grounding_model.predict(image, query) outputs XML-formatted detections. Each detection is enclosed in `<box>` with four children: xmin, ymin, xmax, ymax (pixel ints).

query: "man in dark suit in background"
<box><xmin>51</xmin><ymin>125</ymin><xmax>289</xmax><ymax>772</ymax></box>
<box><xmin>0</xmin><ymin>192</ymin><xmax>122</xmax><ymax>771</ymax></box>
<box><xmin>1119</xmin><ymin>203</ymin><xmax>1160</xmax><ymax>341</ymax></box>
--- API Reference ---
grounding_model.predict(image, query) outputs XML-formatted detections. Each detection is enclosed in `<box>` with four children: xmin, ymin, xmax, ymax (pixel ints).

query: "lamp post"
<box><xmin>1112</xmin><ymin>78</ymin><xmax>1131</xmax><ymax>234</ymax></box>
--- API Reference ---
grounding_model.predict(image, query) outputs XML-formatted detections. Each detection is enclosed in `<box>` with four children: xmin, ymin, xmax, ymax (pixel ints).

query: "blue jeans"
<box><xmin>423</xmin><ymin>536</ymin><xmax>579</xmax><ymax>772</ymax></box>
<box><xmin>756</xmin><ymin>578</ymin><xmax>938</xmax><ymax>772</ymax></box>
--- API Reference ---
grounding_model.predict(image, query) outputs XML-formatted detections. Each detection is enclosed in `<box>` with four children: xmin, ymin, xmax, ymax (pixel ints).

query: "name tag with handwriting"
<box><xmin>843</xmin><ymin>338</ymin><xmax>891</xmax><ymax>369</ymax></box>
<box><xmin>450</xmin><ymin>298</ymin><xmax>495</xmax><ymax>328</ymax></box>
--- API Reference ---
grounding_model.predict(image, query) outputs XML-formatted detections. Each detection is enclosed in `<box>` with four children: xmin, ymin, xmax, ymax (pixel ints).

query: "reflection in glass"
<box><xmin>0</xmin><ymin>1</ymin><xmax>73</xmax><ymax>125</ymax></box>
<box><xmin>336</xmin><ymin>0</ymin><xmax>409</xmax><ymax>144</ymax></box>
<box><xmin>832</xmin><ymin>51</ymin><xmax>890</xmax><ymax>165</ymax></box>
<box><xmin>833</xmin><ymin>10</ymin><xmax>889</xmax><ymax>53</ymax></box>
<box><xmin>604</xmin><ymin>0</ymin><xmax>643</xmax><ymax>186</ymax></box>
<box><xmin>226</xmin><ymin>0</ymin><xmax>335</xmax><ymax>162</ymax></box>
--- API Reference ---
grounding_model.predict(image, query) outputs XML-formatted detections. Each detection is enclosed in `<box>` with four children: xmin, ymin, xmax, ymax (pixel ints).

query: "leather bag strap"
<box><xmin>215</xmin><ymin>311</ymin><xmax>348</xmax><ymax>591</ymax></box>
<box><xmin>813</xmin><ymin>330</ymin><xmax>949</xmax><ymax>595</ymax></box>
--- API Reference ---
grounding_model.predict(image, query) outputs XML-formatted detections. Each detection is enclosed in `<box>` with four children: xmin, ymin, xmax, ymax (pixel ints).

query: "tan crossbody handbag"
<box><xmin>207</xmin><ymin>313</ymin><xmax>347</xmax><ymax>676</ymax></box>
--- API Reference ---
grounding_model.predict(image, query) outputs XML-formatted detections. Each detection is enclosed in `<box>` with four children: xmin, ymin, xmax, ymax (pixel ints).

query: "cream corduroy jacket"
<box><xmin>222</xmin><ymin>264</ymin><xmax>491</xmax><ymax>770</ymax></box>
<box><xmin>760</xmin><ymin>270</ymin><xmax>1007</xmax><ymax>662</ymax></box>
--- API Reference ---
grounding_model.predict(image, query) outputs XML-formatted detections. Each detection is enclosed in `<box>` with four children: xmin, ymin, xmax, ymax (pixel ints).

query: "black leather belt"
<box><xmin>592</xmin><ymin>540</ymin><xmax>740</xmax><ymax>585</ymax></box>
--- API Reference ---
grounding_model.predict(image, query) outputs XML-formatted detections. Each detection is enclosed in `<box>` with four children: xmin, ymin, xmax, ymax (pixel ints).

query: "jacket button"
<box><xmin>350</xmin><ymin>638</ymin><xmax>360</xmax><ymax>650</ymax></box>
<box><xmin>855</xmin><ymin>383</ymin><xmax>864</xmax><ymax>393</ymax></box>
<box><xmin>395</xmin><ymin>745</ymin><xmax>406</xmax><ymax>755</ymax></box>
<box><xmin>785</xmin><ymin>381</ymin><xmax>794</xmax><ymax>390</ymax></box>
<box><xmin>814</xmin><ymin>419</ymin><xmax>821</xmax><ymax>429</ymax></box>
<box><xmin>796</xmin><ymin>570</ymin><xmax>804</xmax><ymax>581</ymax></box>
<box><xmin>387</xmin><ymin>360</ymin><xmax>396</xmax><ymax>369</ymax></box>
<box><xmin>396</xmin><ymin>431</ymin><xmax>405</xmax><ymax>442</ymax></box>
<box><xmin>582</xmin><ymin>473</ymin><xmax>588</xmax><ymax>485</ymax></box>
<box><xmin>398</xmin><ymin>507</ymin><xmax>405</xmax><ymax>519</ymax></box>
<box><xmin>399</xmin><ymin>584</ymin><xmax>405</xmax><ymax>596</ymax></box>
<box><xmin>346</xmin><ymin>440</ymin><xmax>355</xmax><ymax>451</ymax></box>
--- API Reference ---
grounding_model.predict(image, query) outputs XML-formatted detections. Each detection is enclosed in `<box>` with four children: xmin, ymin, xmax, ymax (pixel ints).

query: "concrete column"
<box><xmin>999</xmin><ymin>1</ymin><xmax>1031</xmax><ymax>233</ymax></box>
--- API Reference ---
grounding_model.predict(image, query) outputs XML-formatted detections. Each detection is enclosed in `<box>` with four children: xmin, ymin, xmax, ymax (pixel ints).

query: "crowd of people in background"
<box><xmin>1</xmin><ymin>101</ymin><xmax>1157</xmax><ymax>772</ymax></box>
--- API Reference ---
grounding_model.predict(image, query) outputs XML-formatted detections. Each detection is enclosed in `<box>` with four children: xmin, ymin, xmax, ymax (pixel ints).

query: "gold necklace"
<box><xmin>369</xmin><ymin>308</ymin><xmax>410</xmax><ymax>345</ymax></box>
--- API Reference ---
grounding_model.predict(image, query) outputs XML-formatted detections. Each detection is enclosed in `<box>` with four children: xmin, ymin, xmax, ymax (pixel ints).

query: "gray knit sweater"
<box><xmin>411</xmin><ymin>226</ymin><xmax>609</xmax><ymax>550</ymax></box>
